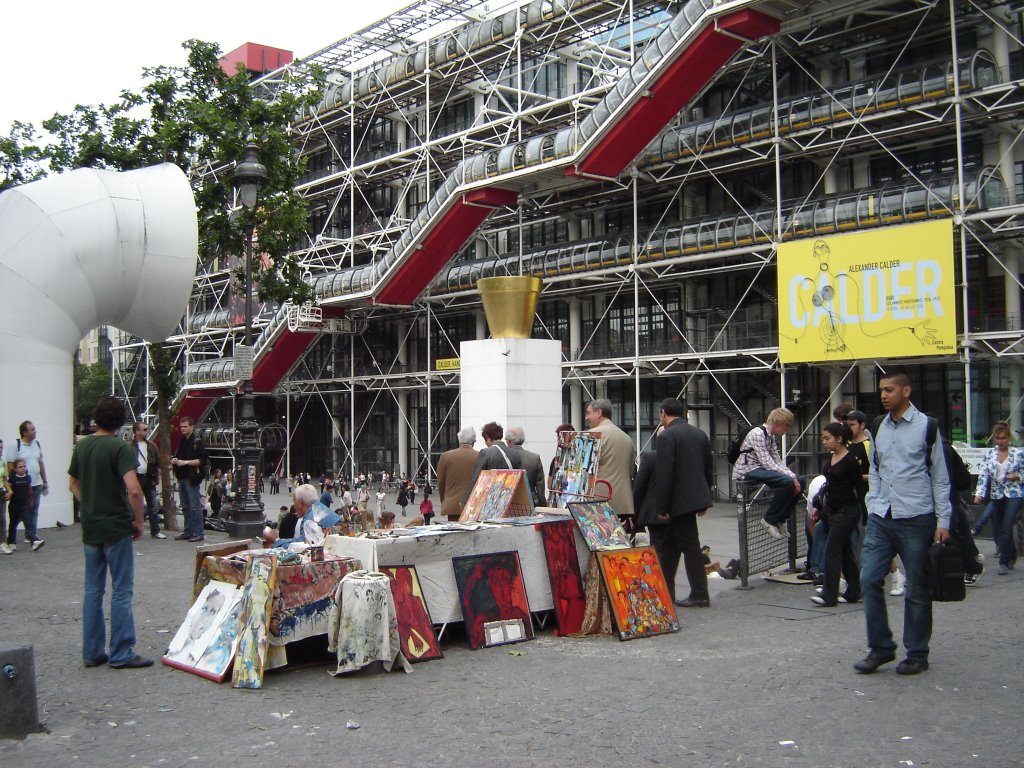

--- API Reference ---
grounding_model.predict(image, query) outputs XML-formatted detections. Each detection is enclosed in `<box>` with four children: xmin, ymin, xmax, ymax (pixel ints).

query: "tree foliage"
<box><xmin>74</xmin><ymin>361</ymin><xmax>112</xmax><ymax>428</ymax></box>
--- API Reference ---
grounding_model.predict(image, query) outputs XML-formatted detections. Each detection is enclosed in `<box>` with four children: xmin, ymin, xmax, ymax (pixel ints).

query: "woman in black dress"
<box><xmin>810</xmin><ymin>422</ymin><xmax>862</xmax><ymax>607</ymax></box>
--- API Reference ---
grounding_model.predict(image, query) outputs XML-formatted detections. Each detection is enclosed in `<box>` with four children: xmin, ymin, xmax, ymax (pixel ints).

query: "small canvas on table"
<box><xmin>163</xmin><ymin>580</ymin><xmax>244</xmax><ymax>682</ymax></box>
<box><xmin>452</xmin><ymin>551</ymin><xmax>534</xmax><ymax>650</ymax></box>
<box><xmin>459</xmin><ymin>469</ymin><xmax>533</xmax><ymax>523</ymax></box>
<box><xmin>381</xmin><ymin>565</ymin><xmax>443</xmax><ymax>662</ymax></box>
<box><xmin>232</xmin><ymin>553</ymin><xmax>280</xmax><ymax>689</ymax></box>
<box><xmin>567</xmin><ymin>501</ymin><xmax>630</xmax><ymax>551</ymax></box>
<box><xmin>539</xmin><ymin>519</ymin><xmax>585</xmax><ymax>636</ymax></box>
<box><xmin>548</xmin><ymin>431</ymin><xmax>602</xmax><ymax>507</ymax></box>
<box><xmin>597</xmin><ymin>547</ymin><xmax>679</xmax><ymax>641</ymax></box>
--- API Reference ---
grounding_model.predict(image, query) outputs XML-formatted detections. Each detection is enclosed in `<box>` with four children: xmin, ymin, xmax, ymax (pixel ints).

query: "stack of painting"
<box><xmin>162</xmin><ymin>581</ymin><xmax>245</xmax><ymax>682</ymax></box>
<box><xmin>566</xmin><ymin>501</ymin><xmax>678</xmax><ymax>640</ymax></box>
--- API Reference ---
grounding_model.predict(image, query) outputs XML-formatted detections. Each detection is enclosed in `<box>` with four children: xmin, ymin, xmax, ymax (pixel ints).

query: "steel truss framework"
<box><xmin>113</xmin><ymin>0</ymin><xmax>1024</xmax><ymax>486</ymax></box>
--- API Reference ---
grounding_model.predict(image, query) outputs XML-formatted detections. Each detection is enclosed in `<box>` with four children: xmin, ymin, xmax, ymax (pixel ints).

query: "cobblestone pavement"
<box><xmin>1</xmin><ymin>500</ymin><xmax>1020</xmax><ymax>767</ymax></box>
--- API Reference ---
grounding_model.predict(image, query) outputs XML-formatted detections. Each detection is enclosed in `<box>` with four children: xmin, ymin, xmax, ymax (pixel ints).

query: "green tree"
<box><xmin>74</xmin><ymin>361</ymin><xmax>113</xmax><ymax>429</ymax></box>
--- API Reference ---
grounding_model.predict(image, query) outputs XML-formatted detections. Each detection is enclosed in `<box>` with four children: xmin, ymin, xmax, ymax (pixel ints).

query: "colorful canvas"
<box><xmin>268</xmin><ymin>557</ymin><xmax>361</xmax><ymax>646</ymax></box>
<box><xmin>539</xmin><ymin>519</ymin><xmax>586</xmax><ymax>636</ymax></box>
<box><xmin>459</xmin><ymin>469</ymin><xmax>533</xmax><ymax>523</ymax></box>
<box><xmin>597</xmin><ymin>547</ymin><xmax>679</xmax><ymax>641</ymax></box>
<box><xmin>163</xmin><ymin>581</ymin><xmax>244</xmax><ymax>681</ymax></box>
<box><xmin>567</xmin><ymin>501</ymin><xmax>630</xmax><ymax>551</ymax></box>
<box><xmin>381</xmin><ymin>565</ymin><xmax>443</xmax><ymax>662</ymax></box>
<box><xmin>191</xmin><ymin>539</ymin><xmax>259</xmax><ymax>598</ymax></box>
<box><xmin>451</xmin><ymin>551</ymin><xmax>534</xmax><ymax>650</ymax></box>
<box><xmin>232</xmin><ymin>553</ymin><xmax>280</xmax><ymax>689</ymax></box>
<box><xmin>549</xmin><ymin>431</ymin><xmax>602</xmax><ymax>507</ymax></box>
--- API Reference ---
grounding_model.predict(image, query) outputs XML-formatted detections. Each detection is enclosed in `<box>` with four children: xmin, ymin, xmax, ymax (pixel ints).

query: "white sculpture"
<box><xmin>0</xmin><ymin>163</ymin><xmax>198</xmax><ymax>528</ymax></box>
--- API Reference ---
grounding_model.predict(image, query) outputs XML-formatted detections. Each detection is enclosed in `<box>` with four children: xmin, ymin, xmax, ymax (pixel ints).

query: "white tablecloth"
<box><xmin>324</xmin><ymin>522</ymin><xmax>590</xmax><ymax>624</ymax></box>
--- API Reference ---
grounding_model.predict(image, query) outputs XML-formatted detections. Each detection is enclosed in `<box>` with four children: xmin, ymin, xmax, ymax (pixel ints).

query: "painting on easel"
<box><xmin>548</xmin><ymin>431</ymin><xmax>602</xmax><ymax>508</ymax></box>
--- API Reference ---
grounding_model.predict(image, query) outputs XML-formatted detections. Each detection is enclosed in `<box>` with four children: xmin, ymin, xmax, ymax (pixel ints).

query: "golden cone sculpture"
<box><xmin>477</xmin><ymin>276</ymin><xmax>542</xmax><ymax>338</ymax></box>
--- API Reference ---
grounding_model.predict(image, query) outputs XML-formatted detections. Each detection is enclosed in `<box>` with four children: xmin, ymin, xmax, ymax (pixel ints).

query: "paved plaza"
<box><xmin>1</xmin><ymin>497</ymin><xmax>1020</xmax><ymax>767</ymax></box>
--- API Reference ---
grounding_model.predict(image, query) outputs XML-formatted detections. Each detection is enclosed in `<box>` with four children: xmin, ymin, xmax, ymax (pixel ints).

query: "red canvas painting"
<box><xmin>452</xmin><ymin>551</ymin><xmax>534</xmax><ymax>650</ymax></box>
<box><xmin>539</xmin><ymin>519</ymin><xmax>585</xmax><ymax>636</ymax></box>
<box><xmin>597</xmin><ymin>546</ymin><xmax>679</xmax><ymax>641</ymax></box>
<box><xmin>381</xmin><ymin>565</ymin><xmax>443</xmax><ymax>663</ymax></box>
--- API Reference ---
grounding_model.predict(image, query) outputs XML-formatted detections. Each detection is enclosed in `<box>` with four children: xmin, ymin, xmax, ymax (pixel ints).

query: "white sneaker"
<box><xmin>0</xmin><ymin>543</ymin><xmax>12</xmax><ymax>555</ymax></box>
<box><xmin>889</xmin><ymin>569</ymin><xmax>907</xmax><ymax>596</ymax></box>
<box><xmin>760</xmin><ymin>517</ymin><xmax>784</xmax><ymax>540</ymax></box>
<box><xmin>8</xmin><ymin>543</ymin><xmax>16</xmax><ymax>552</ymax></box>
<box><xmin>815</xmin><ymin>578</ymin><xmax>848</xmax><ymax>594</ymax></box>
<box><xmin>31</xmin><ymin>539</ymin><xmax>45</xmax><ymax>552</ymax></box>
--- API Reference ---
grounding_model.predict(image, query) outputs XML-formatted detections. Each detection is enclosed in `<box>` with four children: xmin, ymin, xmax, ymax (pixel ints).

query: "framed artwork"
<box><xmin>232</xmin><ymin>554</ymin><xmax>280</xmax><ymax>689</ymax></box>
<box><xmin>597</xmin><ymin>547</ymin><xmax>679</xmax><ymax>641</ymax></box>
<box><xmin>567</xmin><ymin>501</ymin><xmax>630</xmax><ymax>551</ymax></box>
<box><xmin>539</xmin><ymin>519</ymin><xmax>586</xmax><ymax>636</ymax></box>
<box><xmin>162</xmin><ymin>580</ymin><xmax>244</xmax><ymax>682</ymax></box>
<box><xmin>451</xmin><ymin>551</ymin><xmax>534</xmax><ymax>650</ymax></box>
<box><xmin>459</xmin><ymin>469</ymin><xmax>533</xmax><ymax>523</ymax></box>
<box><xmin>548</xmin><ymin>431</ymin><xmax>602</xmax><ymax>507</ymax></box>
<box><xmin>381</xmin><ymin>565</ymin><xmax>443</xmax><ymax>662</ymax></box>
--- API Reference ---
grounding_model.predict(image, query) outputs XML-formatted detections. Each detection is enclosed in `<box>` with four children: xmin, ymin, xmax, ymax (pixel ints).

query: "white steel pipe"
<box><xmin>0</xmin><ymin>163</ymin><xmax>198</xmax><ymax>528</ymax></box>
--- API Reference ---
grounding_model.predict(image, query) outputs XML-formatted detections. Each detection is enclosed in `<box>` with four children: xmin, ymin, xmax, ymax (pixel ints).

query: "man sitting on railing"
<box><xmin>732</xmin><ymin>407</ymin><xmax>806</xmax><ymax>540</ymax></box>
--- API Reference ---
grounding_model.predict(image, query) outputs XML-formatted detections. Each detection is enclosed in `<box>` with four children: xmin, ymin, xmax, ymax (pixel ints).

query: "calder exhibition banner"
<box><xmin>777</xmin><ymin>219</ymin><xmax>956</xmax><ymax>364</ymax></box>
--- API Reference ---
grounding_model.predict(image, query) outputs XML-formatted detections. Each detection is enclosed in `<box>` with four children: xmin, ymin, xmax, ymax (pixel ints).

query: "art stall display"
<box><xmin>327</xmin><ymin>570</ymin><xmax>411</xmax><ymax>675</ymax></box>
<box><xmin>458</xmin><ymin>469</ymin><xmax>534</xmax><ymax>523</ymax></box>
<box><xmin>567</xmin><ymin>501</ymin><xmax>631</xmax><ymax>551</ymax></box>
<box><xmin>232</xmin><ymin>553</ymin><xmax>280</xmax><ymax>689</ymax></box>
<box><xmin>538</xmin><ymin>519</ymin><xmax>586</xmax><ymax>636</ymax></box>
<box><xmin>380</xmin><ymin>565</ymin><xmax>443</xmax><ymax>662</ymax></box>
<box><xmin>548</xmin><ymin>431</ymin><xmax>602</xmax><ymax>507</ymax></box>
<box><xmin>452</xmin><ymin>551</ymin><xmax>535</xmax><ymax>650</ymax></box>
<box><xmin>597</xmin><ymin>547</ymin><xmax>679</xmax><ymax>641</ymax></box>
<box><xmin>162</xmin><ymin>581</ymin><xmax>245</xmax><ymax>681</ymax></box>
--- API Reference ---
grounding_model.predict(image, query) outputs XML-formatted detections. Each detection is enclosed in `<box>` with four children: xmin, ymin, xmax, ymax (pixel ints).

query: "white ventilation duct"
<box><xmin>0</xmin><ymin>163</ymin><xmax>198</xmax><ymax>528</ymax></box>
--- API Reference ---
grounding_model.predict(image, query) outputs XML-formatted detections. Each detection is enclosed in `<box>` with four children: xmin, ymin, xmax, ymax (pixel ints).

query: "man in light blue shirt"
<box><xmin>855</xmin><ymin>372</ymin><xmax>951</xmax><ymax>676</ymax></box>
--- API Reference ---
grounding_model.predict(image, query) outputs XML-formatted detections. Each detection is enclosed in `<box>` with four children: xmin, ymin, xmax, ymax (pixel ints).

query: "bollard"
<box><xmin>0</xmin><ymin>644</ymin><xmax>41</xmax><ymax>739</ymax></box>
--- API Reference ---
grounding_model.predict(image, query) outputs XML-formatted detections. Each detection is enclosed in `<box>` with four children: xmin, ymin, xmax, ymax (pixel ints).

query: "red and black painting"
<box><xmin>451</xmin><ymin>551</ymin><xmax>534</xmax><ymax>650</ymax></box>
<box><xmin>539</xmin><ymin>519</ymin><xmax>586</xmax><ymax>636</ymax></box>
<box><xmin>380</xmin><ymin>565</ymin><xmax>443</xmax><ymax>663</ymax></box>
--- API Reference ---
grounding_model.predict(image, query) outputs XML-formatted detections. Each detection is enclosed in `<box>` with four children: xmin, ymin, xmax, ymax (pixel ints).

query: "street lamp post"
<box><xmin>226</xmin><ymin>140</ymin><xmax>268</xmax><ymax>540</ymax></box>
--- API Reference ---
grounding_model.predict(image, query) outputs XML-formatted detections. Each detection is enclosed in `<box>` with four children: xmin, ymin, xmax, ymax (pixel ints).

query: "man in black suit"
<box><xmin>505</xmin><ymin>427</ymin><xmax>547</xmax><ymax>506</ymax></box>
<box><xmin>653</xmin><ymin>398</ymin><xmax>714</xmax><ymax>608</ymax></box>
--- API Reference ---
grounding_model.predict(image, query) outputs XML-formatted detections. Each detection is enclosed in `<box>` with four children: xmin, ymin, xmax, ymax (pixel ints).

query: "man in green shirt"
<box><xmin>68</xmin><ymin>396</ymin><xmax>152</xmax><ymax>669</ymax></box>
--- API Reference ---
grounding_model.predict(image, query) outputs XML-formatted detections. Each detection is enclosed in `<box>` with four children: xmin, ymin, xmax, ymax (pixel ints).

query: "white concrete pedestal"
<box><xmin>459</xmin><ymin>338</ymin><xmax>562</xmax><ymax>474</ymax></box>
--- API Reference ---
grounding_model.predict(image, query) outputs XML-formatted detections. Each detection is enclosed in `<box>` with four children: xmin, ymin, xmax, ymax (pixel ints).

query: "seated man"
<box><xmin>732</xmin><ymin>407</ymin><xmax>806</xmax><ymax>540</ymax></box>
<box><xmin>268</xmin><ymin>484</ymin><xmax>341</xmax><ymax>549</ymax></box>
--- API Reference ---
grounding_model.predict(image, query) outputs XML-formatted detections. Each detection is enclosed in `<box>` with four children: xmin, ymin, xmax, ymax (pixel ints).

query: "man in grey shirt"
<box><xmin>855</xmin><ymin>372</ymin><xmax>951</xmax><ymax>676</ymax></box>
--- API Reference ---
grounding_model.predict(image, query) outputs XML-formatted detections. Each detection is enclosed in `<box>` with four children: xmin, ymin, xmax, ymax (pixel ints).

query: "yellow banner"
<box><xmin>777</xmin><ymin>219</ymin><xmax>956</xmax><ymax>363</ymax></box>
<box><xmin>435</xmin><ymin>357</ymin><xmax>460</xmax><ymax>371</ymax></box>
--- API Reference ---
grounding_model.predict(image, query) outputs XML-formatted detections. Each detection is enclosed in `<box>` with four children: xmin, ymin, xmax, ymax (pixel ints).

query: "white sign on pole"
<box><xmin>234</xmin><ymin>345</ymin><xmax>254</xmax><ymax>379</ymax></box>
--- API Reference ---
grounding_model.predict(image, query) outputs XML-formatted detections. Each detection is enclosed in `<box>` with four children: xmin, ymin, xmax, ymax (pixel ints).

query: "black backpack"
<box><xmin>727</xmin><ymin>425</ymin><xmax>767</xmax><ymax>464</ymax></box>
<box><xmin>928</xmin><ymin>540</ymin><xmax>966</xmax><ymax>601</ymax></box>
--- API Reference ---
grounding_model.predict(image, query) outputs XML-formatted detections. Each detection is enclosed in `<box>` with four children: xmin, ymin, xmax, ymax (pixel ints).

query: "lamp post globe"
<box><xmin>225</xmin><ymin>139</ymin><xmax>269</xmax><ymax>540</ymax></box>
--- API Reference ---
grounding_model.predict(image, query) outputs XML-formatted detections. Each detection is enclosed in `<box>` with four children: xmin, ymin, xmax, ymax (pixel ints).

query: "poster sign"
<box><xmin>777</xmin><ymin>219</ymin><xmax>956</xmax><ymax>363</ymax></box>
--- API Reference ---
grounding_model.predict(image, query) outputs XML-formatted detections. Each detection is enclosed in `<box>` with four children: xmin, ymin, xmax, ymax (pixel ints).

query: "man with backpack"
<box><xmin>731</xmin><ymin>407</ymin><xmax>806</xmax><ymax>540</ymax></box>
<box><xmin>855</xmin><ymin>372</ymin><xmax>951</xmax><ymax>676</ymax></box>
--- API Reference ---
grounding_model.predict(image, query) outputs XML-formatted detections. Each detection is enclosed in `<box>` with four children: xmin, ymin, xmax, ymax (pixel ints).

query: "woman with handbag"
<box><xmin>971</xmin><ymin>421</ymin><xmax>1023</xmax><ymax>575</ymax></box>
<box><xmin>810</xmin><ymin>422</ymin><xmax>862</xmax><ymax>607</ymax></box>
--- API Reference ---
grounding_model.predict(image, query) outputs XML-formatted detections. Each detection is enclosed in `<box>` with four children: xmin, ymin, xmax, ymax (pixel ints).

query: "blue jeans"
<box><xmin>860</xmin><ymin>512</ymin><xmax>935</xmax><ymax>660</ymax></box>
<box><xmin>178</xmin><ymin>480</ymin><xmax>202</xmax><ymax>538</ymax></box>
<box><xmin>743</xmin><ymin>469</ymin><xmax>806</xmax><ymax>525</ymax></box>
<box><xmin>810</xmin><ymin>519</ymin><xmax>827</xmax><ymax>574</ymax></box>
<box><xmin>83</xmin><ymin>536</ymin><xmax>137</xmax><ymax>665</ymax></box>
<box><xmin>986</xmin><ymin>497</ymin><xmax>1022</xmax><ymax>567</ymax></box>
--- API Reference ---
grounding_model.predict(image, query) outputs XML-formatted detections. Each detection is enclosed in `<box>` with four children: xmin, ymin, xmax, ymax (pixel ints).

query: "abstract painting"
<box><xmin>459</xmin><ymin>469</ymin><xmax>533</xmax><ymax>523</ymax></box>
<box><xmin>539</xmin><ymin>519</ymin><xmax>586</xmax><ymax>636</ymax></box>
<box><xmin>163</xmin><ymin>580</ymin><xmax>244</xmax><ymax>681</ymax></box>
<box><xmin>548</xmin><ymin>431</ymin><xmax>602</xmax><ymax>507</ymax></box>
<box><xmin>597</xmin><ymin>547</ymin><xmax>679</xmax><ymax>641</ymax></box>
<box><xmin>452</xmin><ymin>551</ymin><xmax>534</xmax><ymax>650</ymax></box>
<box><xmin>381</xmin><ymin>565</ymin><xmax>443</xmax><ymax>662</ymax></box>
<box><xmin>567</xmin><ymin>501</ymin><xmax>630</xmax><ymax>551</ymax></box>
<box><xmin>232</xmin><ymin>553</ymin><xmax>279</xmax><ymax>689</ymax></box>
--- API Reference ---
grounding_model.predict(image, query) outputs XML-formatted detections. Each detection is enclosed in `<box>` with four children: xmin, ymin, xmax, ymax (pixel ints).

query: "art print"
<box><xmin>381</xmin><ymin>565</ymin><xmax>443</xmax><ymax>662</ymax></box>
<box><xmin>549</xmin><ymin>431</ymin><xmax>602</xmax><ymax>507</ymax></box>
<box><xmin>232</xmin><ymin>553</ymin><xmax>279</xmax><ymax>689</ymax></box>
<box><xmin>459</xmin><ymin>469</ymin><xmax>533</xmax><ymax>523</ymax></box>
<box><xmin>452</xmin><ymin>551</ymin><xmax>534</xmax><ymax>650</ymax></box>
<box><xmin>539</xmin><ymin>519</ymin><xmax>586</xmax><ymax>636</ymax></box>
<box><xmin>162</xmin><ymin>581</ymin><xmax>244</xmax><ymax>681</ymax></box>
<box><xmin>597</xmin><ymin>547</ymin><xmax>679</xmax><ymax>640</ymax></box>
<box><xmin>567</xmin><ymin>500</ymin><xmax>630</xmax><ymax>551</ymax></box>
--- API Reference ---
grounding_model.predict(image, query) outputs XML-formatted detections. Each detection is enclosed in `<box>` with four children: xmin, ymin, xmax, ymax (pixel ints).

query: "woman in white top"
<box><xmin>972</xmin><ymin>421</ymin><xmax>1024</xmax><ymax>574</ymax></box>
